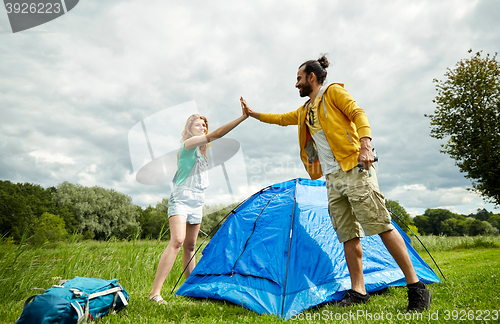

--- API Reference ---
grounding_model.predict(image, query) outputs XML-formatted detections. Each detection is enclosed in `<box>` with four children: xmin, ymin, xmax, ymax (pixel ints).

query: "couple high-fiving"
<box><xmin>150</xmin><ymin>55</ymin><xmax>432</xmax><ymax>314</ymax></box>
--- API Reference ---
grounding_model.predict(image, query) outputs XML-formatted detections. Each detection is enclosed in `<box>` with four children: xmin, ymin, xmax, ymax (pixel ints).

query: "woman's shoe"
<box><xmin>149</xmin><ymin>294</ymin><xmax>168</xmax><ymax>305</ymax></box>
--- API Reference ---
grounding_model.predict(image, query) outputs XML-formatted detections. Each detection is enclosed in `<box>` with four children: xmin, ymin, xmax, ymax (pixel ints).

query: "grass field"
<box><xmin>1</xmin><ymin>236</ymin><xmax>499</xmax><ymax>323</ymax></box>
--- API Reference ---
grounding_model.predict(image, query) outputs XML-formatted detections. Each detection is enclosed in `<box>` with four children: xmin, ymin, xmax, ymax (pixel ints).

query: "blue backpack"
<box><xmin>16</xmin><ymin>277</ymin><xmax>129</xmax><ymax>324</ymax></box>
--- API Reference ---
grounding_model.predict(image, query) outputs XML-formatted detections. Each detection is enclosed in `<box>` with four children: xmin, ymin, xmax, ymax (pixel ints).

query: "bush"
<box><xmin>32</xmin><ymin>212</ymin><xmax>68</xmax><ymax>245</ymax></box>
<box><xmin>455</xmin><ymin>236</ymin><xmax>500</xmax><ymax>249</ymax></box>
<box><xmin>406</xmin><ymin>224</ymin><xmax>420</xmax><ymax>236</ymax></box>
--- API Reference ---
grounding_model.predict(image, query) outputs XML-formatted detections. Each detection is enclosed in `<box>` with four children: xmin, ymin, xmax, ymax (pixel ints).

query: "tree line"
<box><xmin>1</xmin><ymin>180</ymin><xmax>498</xmax><ymax>245</ymax></box>
<box><xmin>0</xmin><ymin>180</ymin><xmax>236</xmax><ymax>245</ymax></box>
<box><xmin>413</xmin><ymin>208</ymin><xmax>499</xmax><ymax>236</ymax></box>
<box><xmin>386</xmin><ymin>200</ymin><xmax>499</xmax><ymax>237</ymax></box>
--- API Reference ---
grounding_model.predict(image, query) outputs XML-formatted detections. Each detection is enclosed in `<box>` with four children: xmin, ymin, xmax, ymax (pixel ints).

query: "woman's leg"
<box><xmin>149</xmin><ymin>215</ymin><xmax>187</xmax><ymax>298</ymax></box>
<box><xmin>182</xmin><ymin>223</ymin><xmax>201</xmax><ymax>279</ymax></box>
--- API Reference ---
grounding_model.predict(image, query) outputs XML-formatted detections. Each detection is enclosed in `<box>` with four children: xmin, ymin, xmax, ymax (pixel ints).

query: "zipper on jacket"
<box><xmin>345</xmin><ymin>129</ymin><xmax>353</xmax><ymax>143</ymax></box>
<box><xmin>322</xmin><ymin>97</ymin><xmax>327</xmax><ymax>118</ymax></box>
<box><xmin>299</xmin><ymin>108</ymin><xmax>303</xmax><ymax>134</ymax></box>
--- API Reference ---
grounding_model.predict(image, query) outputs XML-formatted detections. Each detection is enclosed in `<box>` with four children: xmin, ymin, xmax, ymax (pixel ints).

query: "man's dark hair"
<box><xmin>299</xmin><ymin>54</ymin><xmax>330</xmax><ymax>84</ymax></box>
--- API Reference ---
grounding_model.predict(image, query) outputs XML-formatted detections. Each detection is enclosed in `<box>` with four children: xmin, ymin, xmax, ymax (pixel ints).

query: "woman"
<box><xmin>149</xmin><ymin>101</ymin><xmax>247</xmax><ymax>304</ymax></box>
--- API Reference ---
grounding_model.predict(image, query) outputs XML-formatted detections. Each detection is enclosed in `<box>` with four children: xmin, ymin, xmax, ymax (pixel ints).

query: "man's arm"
<box><xmin>240</xmin><ymin>97</ymin><xmax>299</xmax><ymax>126</ymax></box>
<box><xmin>240</xmin><ymin>97</ymin><xmax>261</xmax><ymax>120</ymax></box>
<box><xmin>328</xmin><ymin>85</ymin><xmax>371</xmax><ymax>140</ymax></box>
<box><xmin>325</xmin><ymin>86</ymin><xmax>374</xmax><ymax>169</ymax></box>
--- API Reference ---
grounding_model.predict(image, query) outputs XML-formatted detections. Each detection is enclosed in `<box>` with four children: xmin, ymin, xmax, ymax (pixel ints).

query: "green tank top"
<box><xmin>173</xmin><ymin>142</ymin><xmax>208</xmax><ymax>188</ymax></box>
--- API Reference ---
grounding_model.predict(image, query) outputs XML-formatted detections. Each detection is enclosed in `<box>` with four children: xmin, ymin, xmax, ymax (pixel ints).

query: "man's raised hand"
<box><xmin>240</xmin><ymin>97</ymin><xmax>259</xmax><ymax>119</ymax></box>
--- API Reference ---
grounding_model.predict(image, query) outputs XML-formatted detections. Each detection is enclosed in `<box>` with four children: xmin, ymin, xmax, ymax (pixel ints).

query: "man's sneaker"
<box><xmin>338</xmin><ymin>289</ymin><xmax>370</xmax><ymax>307</ymax></box>
<box><xmin>407</xmin><ymin>285</ymin><xmax>431</xmax><ymax>312</ymax></box>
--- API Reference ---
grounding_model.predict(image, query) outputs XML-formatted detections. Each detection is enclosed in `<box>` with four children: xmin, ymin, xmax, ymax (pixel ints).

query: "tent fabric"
<box><xmin>176</xmin><ymin>178</ymin><xmax>440</xmax><ymax>319</ymax></box>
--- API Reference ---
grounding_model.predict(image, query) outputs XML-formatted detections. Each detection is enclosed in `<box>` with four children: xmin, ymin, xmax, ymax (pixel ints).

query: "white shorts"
<box><xmin>168</xmin><ymin>186</ymin><xmax>204</xmax><ymax>225</ymax></box>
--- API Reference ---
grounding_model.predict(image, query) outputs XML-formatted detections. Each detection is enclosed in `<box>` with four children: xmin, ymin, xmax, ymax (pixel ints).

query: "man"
<box><xmin>240</xmin><ymin>55</ymin><xmax>431</xmax><ymax>312</ymax></box>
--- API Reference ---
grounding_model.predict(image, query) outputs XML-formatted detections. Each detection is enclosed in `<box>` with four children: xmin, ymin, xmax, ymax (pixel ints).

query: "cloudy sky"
<box><xmin>1</xmin><ymin>0</ymin><xmax>499</xmax><ymax>216</ymax></box>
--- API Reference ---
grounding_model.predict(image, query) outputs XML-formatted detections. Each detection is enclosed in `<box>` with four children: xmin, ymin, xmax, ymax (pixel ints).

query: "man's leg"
<box><xmin>328</xmin><ymin>182</ymin><xmax>366</xmax><ymax>295</ymax></box>
<box><xmin>353</xmin><ymin>168</ymin><xmax>417</xmax><ymax>283</ymax></box>
<box><xmin>379</xmin><ymin>229</ymin><xmax>432</xmax><ymax>311</ymax></box>
<box><xmin>379</xmin><ymin>229</ymin><xmax>418</xmax><ymax>284</ymax></box>
<box><xmin>346</xmin><ymin>167</ymin><xmax>418</xmax><ymax>283</ymax></box>
<box><xmin>340</xmin><ymin>236</ymin><xmax>371</xmax><ymax>306</ymax></box>
<box><xmin>343</xmin><ymin>237</ymin><xmax>366</xmax><ymax>294</ymax></box>
<box><xmin>326</xmin><ymin>172</ymin><xmax>369</xmax><ymax>306</ymax></box>
<box><xmin>350</xmin><ymin>167</ymin><xmax>431</xmax><ymax>312</ymax></box>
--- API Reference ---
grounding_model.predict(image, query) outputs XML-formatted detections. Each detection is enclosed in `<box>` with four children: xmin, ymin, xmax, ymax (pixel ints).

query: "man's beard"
<box><xmin>299</xmin><ymin>80</ymin><xmax>313</xmax><ymax>97</ymax></box>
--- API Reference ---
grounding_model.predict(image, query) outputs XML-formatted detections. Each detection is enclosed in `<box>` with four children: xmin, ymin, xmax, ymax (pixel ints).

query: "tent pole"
<box><xmin>281</xmin><ymin>179</ymin><xmax>298</xmax><ymax>318</ymax></box>
<box><xmin>170</xmin><ymin>188</ymin><xmax>267</xmax><ymax>294</ymax></box>
<box><xmin>388</xmin><ymin>210</ymin><xmax>446</xmax><ymax>281</ymax></box>
<box><xmin>231</xmin><ymin>193</ymin><xmax>279</xmax><ymax>277</ymax></box>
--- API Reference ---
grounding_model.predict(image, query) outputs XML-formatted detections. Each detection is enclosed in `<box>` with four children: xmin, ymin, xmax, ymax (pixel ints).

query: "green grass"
<box><xmin>412</xmin><ymin>235</ymin><xmax>500</xmax><ymax>252</ymax></box>
<box><xmin>1</xmin><ymin>237</ymin><xmax>499</xmax><ymax>323</ymax></box>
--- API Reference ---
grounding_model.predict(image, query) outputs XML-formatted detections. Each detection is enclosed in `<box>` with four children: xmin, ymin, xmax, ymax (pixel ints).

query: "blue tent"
<box><xmin>176</xmin><ymin>178</ymin><xmax>440</xmax><ymax>319</ymax></box>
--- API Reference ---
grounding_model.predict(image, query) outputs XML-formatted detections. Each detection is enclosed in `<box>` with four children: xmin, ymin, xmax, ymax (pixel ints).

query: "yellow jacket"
<box><xmin>259</xmin><ymin>83</ymin><xmax>371</xmax><ymax>180</ymax></box>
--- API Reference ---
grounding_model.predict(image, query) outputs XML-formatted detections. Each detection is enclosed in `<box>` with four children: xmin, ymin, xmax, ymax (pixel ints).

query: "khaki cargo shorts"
<box><xmin>325</xmin><ymin>166</ymin><xmax>394</xmax><ymax>243</ymax></box>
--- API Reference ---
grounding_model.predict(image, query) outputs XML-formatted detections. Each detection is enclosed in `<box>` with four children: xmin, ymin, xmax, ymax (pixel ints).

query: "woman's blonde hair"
<box><xmin>180</xmin><ymin>114</ymin><xmax>209</xmax><ymax>158</ymax></box>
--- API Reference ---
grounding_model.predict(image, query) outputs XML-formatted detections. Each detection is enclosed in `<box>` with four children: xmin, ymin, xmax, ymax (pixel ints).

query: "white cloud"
<box><xmin>29</xmin><ymin>150</ymin><xmax>75</xmax><ymax>165</ymax></box>
<box><xmin>1</xmin><ymin>0</ymin><xmax>499</xmax><ymax>213</ymax></box>
<box><xmin>388</xmin><ymin>184</ymin><xmax>477</xmax><ymax>208</ymax></box>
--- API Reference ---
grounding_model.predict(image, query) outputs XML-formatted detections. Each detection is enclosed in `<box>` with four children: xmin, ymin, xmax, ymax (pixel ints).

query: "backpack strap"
<box><xmin>71</xmin><ymin>301</ymin><xmax>85</xmax><ymax>324</ymax></box>
<box><xmin>88</xmin><ymin>287</ymin><xmax>123</xmax><ymax>299</ymax></box>
<box><xmin>88</xmin><ymin>286</ymin><xmax>129</xmax><ymax>314</ymax></box>
<box><xmin>69</xmin><ymin>289</ymin><xmax>89</xmax><ymax>323</ymax></box>
<box><xmin>21</xmin><ymin>295</ymin><xmax>38</xmax><ymax>310</ymax></box>
<box><xmin>117</xmin><ymin>291</ymin><xmax>128</xmax><ymax>306</ymax></box>
<box><xmin>21</xmin><ymin>288</ymin><xmax>47</xmax><ymax>310</ymax></box>
<box><xmin>117</xmin><ymin>283</ymin><xmax>129</xmax><ymax>307</ymax></box>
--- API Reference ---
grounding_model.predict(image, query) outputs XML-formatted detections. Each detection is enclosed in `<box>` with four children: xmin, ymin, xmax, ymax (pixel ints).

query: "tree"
<box><xmin>0</xmin><ymin>181</ymin><xmax>35</xmax><ymax>241</ymax></box>
<box><xmin>47</xmin><ymin>186</ymin><xmax>78</xmax><ymax>235</ymax></box>
<box><xmin>385</xmin><ymin>200</ymin><xmax>418</xmax><ymax>235</ymax></box>
<box><xmin>441</xmin><ymin>218</ymin><xmax>461</xmax><ymax>236</ymax></box>
<box><xmin>427</xmin><ymin>50</ymin><xmax>500</xmax><ymax>206</ymax></box>
<box><xmin>137</xmin><ymin>199</ymin><xmax>170</xmax><ymax>240</ymax></box>
<box><xmin>0</xmin><ymin>180</ymin><xmax>73</xmax><ymax>242</ymax></box>
<box><xmin>414</xmin><ymin>208</ymin><xmax>457</xmax><ymax>235</ymax></box>
<box><xmin>413</xmin><ymin>215</ymin><xmax>431</xmax><ymax>235</ymax></box>
<box><xmin>488</xmin><ymin>214</ymin><xmax>500</xmax><ymax>231</ymax></box>
<box><xmin>470</xmin><ymin>208</ymin><xmax>493</xmax><ymax>221</ymax></box>
<box><xmin>482</xmin><ymin>221</ymin><xmax>499</xmax><ymax>236</ymax></box>
<box><xmin>465</xmin><ymin>218</ymin><xmax>498</xmax><ymax>236</ymax></box>
<box><xmin>52</xmin><ymin>182</ymin><xmax>140</xmax><ymax>240</ymax></box>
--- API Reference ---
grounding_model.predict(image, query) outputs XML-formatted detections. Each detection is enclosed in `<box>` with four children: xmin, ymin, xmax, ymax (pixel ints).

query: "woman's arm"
<box><xmin>184</xmin><ymin>100</ymin><xmax>248</xmax><ymax>150</ymax></box>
